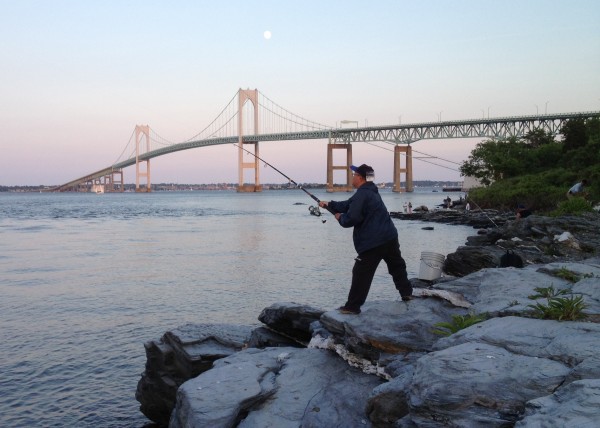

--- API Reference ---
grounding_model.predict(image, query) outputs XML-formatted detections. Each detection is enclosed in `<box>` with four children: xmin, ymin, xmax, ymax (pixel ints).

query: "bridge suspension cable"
<box><xmin>113</xmin><ymin>128</ymin><xmax>136</xmax><ymax>165</ymax></box>
<box><xmin>183</xmin><ymin>91</ymin><xmax>239</xmax><ymax>142</ymax></box>
<box><xmin>111</xmin><ymin>89</ymin><xmax>337</xmax><ymax>163</ymax></box>
<box><xmin>258</xmin><ymin>92</ymin><xmax>333</xmax><ymax>133</ymax></box>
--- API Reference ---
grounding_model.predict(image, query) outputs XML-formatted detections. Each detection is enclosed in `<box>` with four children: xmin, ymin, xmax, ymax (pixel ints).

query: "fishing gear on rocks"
<box><xmin>232</xmin><ymin>143</ymin><xmax>334</xmax><ymax>220</ymax></box>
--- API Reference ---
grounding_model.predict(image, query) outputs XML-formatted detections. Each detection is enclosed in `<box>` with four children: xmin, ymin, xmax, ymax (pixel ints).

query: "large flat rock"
<box><xmin>318</xmin><ymin>299</ymin><xmax>467</xmax><ymax>360</ymax></box>
<box><xmin>170</xmin><ymin>347</ymin><xmax>383</xmax><ymax>428</ymax></box>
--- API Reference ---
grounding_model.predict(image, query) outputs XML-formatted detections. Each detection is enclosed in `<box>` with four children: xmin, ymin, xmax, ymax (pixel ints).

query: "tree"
<box><xmin>523</xmin><ymin>129</ymin><xmax>555</xmax><ymax>148</ymax></box>
<box><xmin>464</xmin><ymin>119</ymin><xmax>600</xmax><ymax>211</ymax></box>
<box><xmin>561</xmin><ymin>118</ymin><xmax>587</xmax><ymax>151</ymax></box>
<box><xmin>459</xmin><ymin>137</ymin><xmax>529</xmax><ymax>185</ymax></box>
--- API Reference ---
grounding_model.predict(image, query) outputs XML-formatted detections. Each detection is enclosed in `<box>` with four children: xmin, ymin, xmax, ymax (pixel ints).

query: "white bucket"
<box><xmin>418</xmin><ymin>251</ymin><xmax>445</xmax><ymax>281</ymax></box>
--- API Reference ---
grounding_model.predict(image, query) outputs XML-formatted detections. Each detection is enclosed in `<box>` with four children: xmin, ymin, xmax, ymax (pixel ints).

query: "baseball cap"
<box><xmin>350</xmin><ymin>164</ymin><xmax>375</xmax><ymax>181</ymax></box>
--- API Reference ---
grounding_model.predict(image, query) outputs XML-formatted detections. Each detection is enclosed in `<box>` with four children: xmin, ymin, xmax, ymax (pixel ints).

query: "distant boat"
<box><xmin>442</xmin><ymin>186</ymin><xmax>462</xmax><ymax>192</ymax></box>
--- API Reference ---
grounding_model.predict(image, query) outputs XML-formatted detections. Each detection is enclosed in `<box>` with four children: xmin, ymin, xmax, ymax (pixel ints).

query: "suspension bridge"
<box><xmin>52</xmin><ymin>88</ymin><xmax>600</xmax><ymax>193</ymax></box>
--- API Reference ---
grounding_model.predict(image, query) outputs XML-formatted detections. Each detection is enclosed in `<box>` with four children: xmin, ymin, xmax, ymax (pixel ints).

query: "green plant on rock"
<box><xmin>527</xmin><ymin>295</ymin><xmax>587</xmax><ymax>321</ymax></box>
<box><xmin>432</xmin><ymin>313</ymin><xmax>488</xmax><ymax>336</ymax></box>
<box><xmin>553</xmin><ymin>267</ymin><xmax>581</xmax><ymax>283</ymax></box>
<box><xmin>527</xmin><ymin>285</ymin><xmax>587</xmax><ymax>321</ymax></box>
<box><xmin>528</xmin><ymin>285</ymin><xmax>568</xmax><ymax>300</ymax></box>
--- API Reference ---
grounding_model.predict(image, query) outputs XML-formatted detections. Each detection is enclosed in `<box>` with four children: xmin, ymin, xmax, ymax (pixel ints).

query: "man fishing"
<box><xmin>319</xmin><ymin>164</ymin><xmax>413</xmax><ymax>315</ymax></box>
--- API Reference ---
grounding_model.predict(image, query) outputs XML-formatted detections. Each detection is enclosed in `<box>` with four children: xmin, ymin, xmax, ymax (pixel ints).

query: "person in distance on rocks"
<box><xmin>567</xmin><ymin>179</ymin><xmax>589</xmax><ymax>199</ymax></box>
<box><xmin>319</xmin><ymin>164</ymin><xmax>413</xmax><ymax>315</ymax></box>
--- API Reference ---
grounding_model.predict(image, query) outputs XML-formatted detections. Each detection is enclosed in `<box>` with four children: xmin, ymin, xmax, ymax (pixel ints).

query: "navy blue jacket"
<box><xmin>328</xmin><ymin>182</ymin><xmax>398</xmax><ymax>254</ymax></box>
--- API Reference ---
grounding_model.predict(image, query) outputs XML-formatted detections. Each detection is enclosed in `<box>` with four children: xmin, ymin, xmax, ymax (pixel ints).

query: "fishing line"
<box><xmin>465</xmin><ymin>196</ymin><xmax>499</xmax><ymax>228</ymax></box>
<box><xmin>232</xmin><ymin>143</ymin><xmax>334</xmax><ymax>219</ymax></box>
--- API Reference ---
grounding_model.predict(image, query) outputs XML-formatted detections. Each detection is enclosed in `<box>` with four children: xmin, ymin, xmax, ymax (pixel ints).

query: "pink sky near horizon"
<box><xmin>1</xmin><ymin>0</ymin><xmax>599</xmax><ymax>186</ymax></box>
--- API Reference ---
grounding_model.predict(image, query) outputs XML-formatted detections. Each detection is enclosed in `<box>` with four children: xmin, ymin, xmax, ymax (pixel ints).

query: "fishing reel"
<box><xmin>309</xmin><ymin>205</ymin><xmax>322</xmax><ymax>217</ymax></box>
<box><xmin>309</xmin><ymin>205</ymin><xmax>327</xmax><ymax>223</ymax></box>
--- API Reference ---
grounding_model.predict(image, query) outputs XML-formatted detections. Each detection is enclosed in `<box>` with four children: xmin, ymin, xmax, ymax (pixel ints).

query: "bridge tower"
<box><xmin>237</xmin><ymin>89</ymin><xmax>261</xmax><ymax>192</ymax></box>
<box><xmin>326</xmin><ymin>141</ymin><xmax>353</xmax><ymax>192</ymax></box>
<box><xmin>135</xmin><ymin>125</ymin><xmax>151</xmax><ymax>192</ymax></box>
<box><xmin>393</xmin><ymin>144</ymin><xmax>413</xmax><ymax>192</ymax></box>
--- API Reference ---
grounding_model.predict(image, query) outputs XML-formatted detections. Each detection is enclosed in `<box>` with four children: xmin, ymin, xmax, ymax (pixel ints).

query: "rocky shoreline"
<box><xmin>136</xmin><ymin>211</ymin><xmax>600</xmax><ymax>427</ymax></box>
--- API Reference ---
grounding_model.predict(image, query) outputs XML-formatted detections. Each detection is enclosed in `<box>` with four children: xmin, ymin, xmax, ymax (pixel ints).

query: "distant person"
<box><xmin>567</xmin><ymin>179</ymin><xmax>589</xmax><ymax>199</ymax></box>
<box><xmin>516</xmin><ymin>204</ymin><xmax>532</xmax><ymax>219</ymax></box>
<box><xmin>465</xmin><ymin>202</ymin><xmax>471</xmax><ymax>213</ymax></box>
<box><xmin>408</xmin><ymin>202</ymin><xmax>413</xmax><ymax>213</ymax></box>
<box><xmin>319</xmin><ymin>164</ymin><xmax>413</xmax><ymax>315</ymax></box>
<box><xmin>403</xmin><ymin>202</ymin><xmax>408</xmax><ymax>213</ymax></box>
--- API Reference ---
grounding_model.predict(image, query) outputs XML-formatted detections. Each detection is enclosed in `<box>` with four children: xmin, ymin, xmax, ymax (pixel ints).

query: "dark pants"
<box><xmin>344</xmin><ymin>238</ymin><xmax>412</xmax><ymax>310</ymax></box>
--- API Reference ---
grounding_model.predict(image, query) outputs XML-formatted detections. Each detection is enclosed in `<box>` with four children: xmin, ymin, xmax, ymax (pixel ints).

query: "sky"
<box><xmin>1</xmin><ymin>0</ymin><xmax>599</xmax><ymax>186</ymax></box>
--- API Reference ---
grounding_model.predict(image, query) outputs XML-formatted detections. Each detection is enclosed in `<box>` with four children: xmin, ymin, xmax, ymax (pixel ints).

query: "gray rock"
<box><xmin>443</xmin><ymin>213</ymin><xmax>600</xmax><ymax>277</ymax></box>
<box><xmin>433</xmin><ymin>316</ymin><xmax>600</xmax><ymax>365</ymax></box>
<box><xmin>246</xmin><ymin>326</ymin><xmax>304</xmax><ymax>349</ymax></box>
<box><xmin>319</xmin><ymin>299</ymin><xmax>467</xmax><ymax>361</ymax></box>
<box><xmin>444</xmin><ymin>245</ymin><xmax>507</xmax><ymax>276</ymax></box>
<box><xmin>257</xmin><ymin>302</ymin><xmax>325</xmax><ymax>344</ymax></box>
<box><xmin>170</xmin><ymin>347</ymin><xmax>383</xmax><ymax>428</ymax></box>
<box><xmin>409</xmin><ymin>342</ymin><xmax>570</xmax><ymax>426</ymax></box>
<box><xmin>436</xmin><ymin>261</ymin><xmax>600</xmax><ymax>319</ymax></box>
<box><xmin>390</xmin><ymin>209</ymin><xmax>511</xmax><ymax>229</ymax></box>
<box><xmin>516</xmin><ymin>379</ymin><xmax>600</xmax><ymax>427</ymax></box>
<box><xmin>366</xmin><ymin>370</ymin><xmax>413</xmax><ymax>426</ymax></box>
<box><xmin>565</xmin><ymin>355</ymin><xmax>600</xmax><ymax>383</ymax></box>
<box><xmin>135</xmin><ymin>323</ymin><xmax>253</xmax><ymax>426</ymax></box>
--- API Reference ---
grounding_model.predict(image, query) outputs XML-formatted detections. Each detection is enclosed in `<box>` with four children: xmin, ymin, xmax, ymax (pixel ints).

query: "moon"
<box><xmin>263</xmin><ymin>30</ymin><xmax>272</xmax><ymax>40</ymax></box>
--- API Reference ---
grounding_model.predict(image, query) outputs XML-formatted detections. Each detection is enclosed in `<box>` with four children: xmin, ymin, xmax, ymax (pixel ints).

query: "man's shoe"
<box><xmin>338</xmin><ymin>306</ymin><xmax>360</xmax><ymax>314</ymax></box>
<box><xmin>401</xmin><ymin>295</ymin><xmax>414</xmax><ymax>301</ymax></box>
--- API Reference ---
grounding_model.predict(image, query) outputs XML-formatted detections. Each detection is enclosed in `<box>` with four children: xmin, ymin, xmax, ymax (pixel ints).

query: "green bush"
<box><xmin>551</xmin><ymin>197</ymin><xmax>594</xmax><ymax>216</ymax></box>
<box><xmin>468</xmin><ymin>175</ymin><xmax>566</xmax><ymax>211</ymax></box>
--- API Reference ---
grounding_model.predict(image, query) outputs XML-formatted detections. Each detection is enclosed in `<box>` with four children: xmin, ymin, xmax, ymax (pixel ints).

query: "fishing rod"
<box><xmin>232</xmin><ymin>143</ymin><xmax>335</xmax><ymax>217</ymax></box>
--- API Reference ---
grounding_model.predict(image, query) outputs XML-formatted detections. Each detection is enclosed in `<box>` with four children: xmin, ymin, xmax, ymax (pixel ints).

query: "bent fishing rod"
<box><xmin>232</xmin><ymin>143</ymin><xmax>335</xmax><ymax>216</ymax></box>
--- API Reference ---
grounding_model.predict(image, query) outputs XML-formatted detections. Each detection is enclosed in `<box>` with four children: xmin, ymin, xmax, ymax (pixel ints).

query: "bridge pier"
<box><xmin>393</xmin><ymin>144</ymin><xmax>413</xmax><ymax>192</ymax></box>
<box><xmin>106</xmin><ymin>169</ymin><xmax>124</xmax><ymax>192</ymax></box>
<box><xmin>135</xmin><ymin>125</ymin><xmax>151</xmax><ymax>192</ymax></box>
<box><xmin>326</xmin><ymin>142</ymin><xmax>353</xmax><ymax>192</ymax></box>
<box><xmin>238</xmin><ymin>141</ymin><xmax>262</xmax><ymax>192</ymax></box>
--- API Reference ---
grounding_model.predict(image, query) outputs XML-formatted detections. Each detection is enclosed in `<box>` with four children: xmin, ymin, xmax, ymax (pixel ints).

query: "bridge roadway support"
<box><xmin>393</xmin><ymin>145</ymin><xmax>413</xmax><ymax>192</ymax></box>
<box><xmin>135</xmin><ymin>125</ymin><xmax>151</xmax><ymax>192</ymax></box>
<box><xmin>237</xmin><ymin>89</ymin><xmax>262</xmax><ymax>192</ymax></box>
<box><xmin>326</xmin><ymin>143</ymin><xmax>353</xmax><ymax>192</ymax></box>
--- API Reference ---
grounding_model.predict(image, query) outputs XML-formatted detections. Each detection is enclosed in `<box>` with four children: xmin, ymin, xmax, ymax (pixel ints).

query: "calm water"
<box><xmin>0</xmin><ymin>189</ymin><xmax>473</xmax><ymax>427</ymax></box>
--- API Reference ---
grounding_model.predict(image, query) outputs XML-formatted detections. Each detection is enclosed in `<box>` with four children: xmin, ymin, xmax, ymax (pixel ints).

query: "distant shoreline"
<box><xmin>1</xmin><ymin>180</ymin><xmax>465</xmax><ymax>193</ymax></box>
